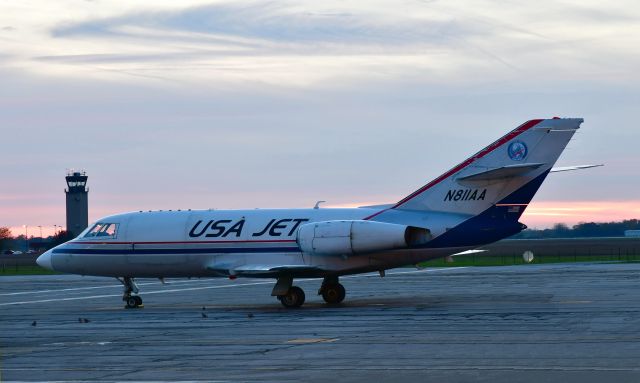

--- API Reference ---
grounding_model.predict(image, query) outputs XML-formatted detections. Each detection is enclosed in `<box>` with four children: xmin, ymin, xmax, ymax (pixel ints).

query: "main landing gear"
<box><xmin>117</xmin><ymin>277</ymin><xmax>143</xmax><ymax>309</ymax></box>
<box><xmin>272</xmin><ymin>276</ymin><xmax>346</xmax><ymax>308</ymax></box>
<box><xmin>318</xmin><ymin>276</ymin><xmax>346</xmax><ymax>305</ymax></box>
<box><xmin>279</xmin><ymin>286</ymin><xmax>306</xmax><ymax>308</ymax></box>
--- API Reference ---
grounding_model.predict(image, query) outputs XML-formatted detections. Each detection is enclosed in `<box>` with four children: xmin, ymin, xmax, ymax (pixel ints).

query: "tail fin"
<box><xmin>389</xmin><ymin>117</ymin><xmax>582</xmax><ymax>217</ymax></box>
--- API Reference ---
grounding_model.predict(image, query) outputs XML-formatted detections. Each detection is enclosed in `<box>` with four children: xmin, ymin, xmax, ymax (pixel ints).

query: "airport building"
<box><xmin>65</xmin><ymin>171</ymin><xmax>89</xmax><ymax>237</ymax></box>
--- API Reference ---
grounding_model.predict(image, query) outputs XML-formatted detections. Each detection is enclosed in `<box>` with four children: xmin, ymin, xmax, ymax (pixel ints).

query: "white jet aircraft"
<box><xmin>37</xmin><ymin>117</ymin><xmax>597</xmax><ymax>308</ymax></box>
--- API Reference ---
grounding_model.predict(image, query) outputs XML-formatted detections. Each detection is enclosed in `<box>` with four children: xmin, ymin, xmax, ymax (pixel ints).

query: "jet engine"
<box><xmin>296</xmin><ymin>220</ymin><xmax>431</xmax><ymax>256</ymax></box>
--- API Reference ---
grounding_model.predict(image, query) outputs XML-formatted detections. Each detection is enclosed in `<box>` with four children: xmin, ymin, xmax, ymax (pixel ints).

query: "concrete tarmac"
<box><xmin>2</xmin><ymin>263</ymin><xmax>640</xmax><ymax>382</ymax></box>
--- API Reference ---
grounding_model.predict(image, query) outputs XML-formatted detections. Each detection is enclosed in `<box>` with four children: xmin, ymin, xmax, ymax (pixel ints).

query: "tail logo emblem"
<box><xmin>508</xmin><ymin>141</ymin><xmax>528</xmax><ymax>161</ymax></box>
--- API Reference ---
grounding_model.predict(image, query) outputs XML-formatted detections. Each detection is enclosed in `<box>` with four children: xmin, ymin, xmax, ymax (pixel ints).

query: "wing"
<box><xmin>207</xmin><ymin>263</ymin><xmax>325</xmax><ymax>277</ymax></box>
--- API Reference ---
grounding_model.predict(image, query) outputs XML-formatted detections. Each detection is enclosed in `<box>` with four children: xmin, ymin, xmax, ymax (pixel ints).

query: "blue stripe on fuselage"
<box><xmin>52</xmin><ymin>246</ymin><xmax>301</xmax><ymax>255</ymax></box>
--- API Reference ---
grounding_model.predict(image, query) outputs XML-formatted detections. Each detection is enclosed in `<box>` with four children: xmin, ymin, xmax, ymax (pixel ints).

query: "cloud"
<box><xmin>32</xmin><ymin>1</ymin><xmax>637</xmax><ymax>88</ymax></box>
<box><xmin>0</xmin><ymin>0</ymin><xmax>633</xmax><ymax>88</ymax></box>
<box><xmin>42</xmin><ymin>1</ymin><xmax>504</xmax><ymax>77</ymax></box>
<box><xmin>50</xmin><ymin>2</ymin><xmax>467</xmax><ymax>45</ymax></box>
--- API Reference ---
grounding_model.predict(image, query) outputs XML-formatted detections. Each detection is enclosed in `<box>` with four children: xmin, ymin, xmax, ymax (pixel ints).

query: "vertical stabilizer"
<box><xmin>386</xmin><ymin>118</ymin><xmax>582</xmax><ymax>218</ymax></box>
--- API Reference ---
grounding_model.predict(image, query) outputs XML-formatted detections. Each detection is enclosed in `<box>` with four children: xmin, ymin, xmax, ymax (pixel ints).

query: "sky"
<box><xmin>1</xmin><ymin>0</ymin><xmax>639</xmax><ymax>237</ymax></box>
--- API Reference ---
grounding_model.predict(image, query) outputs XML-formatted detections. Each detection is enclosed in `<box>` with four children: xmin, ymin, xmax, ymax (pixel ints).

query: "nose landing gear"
<box><xmin>125</xmin><ymin>295</ymin><xmax>143</xmax><ymax>309</ymax></box>
<box><xmin>117</xmin><ymin>277</ymin><xmax>143</xmax><ymax>309</ymax></box>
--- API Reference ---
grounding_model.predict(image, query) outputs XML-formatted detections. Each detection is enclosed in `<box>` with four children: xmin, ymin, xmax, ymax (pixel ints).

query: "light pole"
<box><xmin>38</xmin><ymin>225</ymin><xmax>42</xmax><ymax>239</ymax></box>
<box><xmin>23</xmin><ymin>225</ymin><xmax>28</xmax><ymax>252</ymax></box>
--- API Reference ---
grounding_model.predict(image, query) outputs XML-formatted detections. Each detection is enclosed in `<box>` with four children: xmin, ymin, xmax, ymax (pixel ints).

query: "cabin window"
<box><xmin>84</xmin><ymin>223</ymin><xmax>118</xmax><ymax>238</ymax></box>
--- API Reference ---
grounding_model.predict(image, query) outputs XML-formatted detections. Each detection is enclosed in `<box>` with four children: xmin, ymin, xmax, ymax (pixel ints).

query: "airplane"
<box><xmin>37</xmin><ymin>117</ymin><xmax>598</xmax><ymax>309</ymax></box>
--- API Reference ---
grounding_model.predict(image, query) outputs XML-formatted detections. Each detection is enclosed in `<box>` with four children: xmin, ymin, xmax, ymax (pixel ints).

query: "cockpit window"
<box><xmin>84</xmin><ymin>223</ymin><xmax>118</xmax><ymax>238</ymax></box>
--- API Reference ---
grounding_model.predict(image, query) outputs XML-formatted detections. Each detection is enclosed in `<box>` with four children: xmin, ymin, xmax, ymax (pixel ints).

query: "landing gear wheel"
<box><xmin>125</xmin><ymin>296</ymin><xmax>139</xmax><ymax>309</ymax></box>
<box><xmin>279</xmin><ymin>286</ymin><xmax>305</xmax><ymax>308</ymax></box>
<box><xmin>124</xmin><ymin>295</ymin><xmax>143</xmax><ymax>309</ymax></box>
<box><xmin>322</xmin><ymin>283</ymin><xmax>346</xmax><ymax>304</ymax></box>
<box><xmin>119</xmin><ymin>277</ymin><xmax>143</xmax><ymax>309</ymax></box>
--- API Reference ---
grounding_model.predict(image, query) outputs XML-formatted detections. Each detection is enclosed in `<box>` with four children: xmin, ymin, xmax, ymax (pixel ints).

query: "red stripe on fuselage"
<box><xmin>74</xmin><ymin>239</ymin><xmax>297</xmax><ymax>245</ymax></box>
<box><xmin>363</xmin><ymin>119</ymin><xmax>544</xmax><ymax>220</ymax></box>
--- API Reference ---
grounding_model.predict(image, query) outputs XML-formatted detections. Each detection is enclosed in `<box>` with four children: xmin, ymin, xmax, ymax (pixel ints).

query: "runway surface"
<box><xmin>3</xmin><ymin>263</ymin><xmax>640</xmax><ymax>382</ymax></box>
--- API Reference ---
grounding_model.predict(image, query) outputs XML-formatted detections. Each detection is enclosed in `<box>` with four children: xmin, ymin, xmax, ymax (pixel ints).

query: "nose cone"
<box><xmin>36</xmin><ymin>250</ymin><xmax>53</xmax><ymax>270</ymax></box>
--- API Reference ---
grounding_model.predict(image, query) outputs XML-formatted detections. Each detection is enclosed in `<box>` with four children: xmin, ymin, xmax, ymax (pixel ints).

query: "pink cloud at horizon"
<box><xmin>7</xmin><ymin>225</ymin><xmax>62</xmax><ymax>239</ymax></box>
<box><xmin>522</xmin><ymin>201</ymin><xmax>640</xmax><ymax>229</ymax></box>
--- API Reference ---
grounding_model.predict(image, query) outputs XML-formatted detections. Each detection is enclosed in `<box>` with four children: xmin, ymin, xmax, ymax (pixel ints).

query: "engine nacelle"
<box><xmin>296</xmin><ymin>220</ymin><xmax>431</xmax><ymax>256</ymax></box>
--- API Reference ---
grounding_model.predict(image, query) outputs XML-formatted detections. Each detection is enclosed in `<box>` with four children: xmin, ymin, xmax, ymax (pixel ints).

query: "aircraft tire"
<box><xmin>280</xmin><ymin>286</ymin><xmax>305</xmax><ymax>308</ymax></box>
<box><xmin>321</xmin><ymin>283</ymin><xmax>345</xmax><ymax>304</ymax></box>
<box><xmin>125</xmin><ymin>297</ymin><xmax>139</xmax><ymax>309</ymax></box>
<box><xmin>134</xmin><ymin>296</ymin><xmax>143</xmax><ymax>306</ymax></box>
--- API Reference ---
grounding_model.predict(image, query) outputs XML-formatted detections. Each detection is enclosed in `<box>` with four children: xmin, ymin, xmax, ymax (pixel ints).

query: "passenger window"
<box><xmin>84</xmin><ymin>223</ymin><xmax>118</xmax><ymax>238</ymax></box>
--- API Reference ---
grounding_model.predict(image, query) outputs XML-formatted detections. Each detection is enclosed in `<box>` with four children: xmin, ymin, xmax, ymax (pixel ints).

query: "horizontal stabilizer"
<box><xmin>550</xmin><ymin>164</ymin><xmax>603</xmax><ymax>173</ymax></box>
<box><xmin>533</xmin><ymin>127</ymin><xmax>580</xmax><ymax>132</ymax></box>
<box><xmin>457</xmin><ymin>163</ymin><xmax>545</xmax><ymax>182</ymax></box>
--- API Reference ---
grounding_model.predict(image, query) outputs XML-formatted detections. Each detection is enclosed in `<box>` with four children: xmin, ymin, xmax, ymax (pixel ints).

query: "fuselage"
<box><xmin>41</xmin><ymin>207</ymin><xmax>475</xmax><ymax>278</ymax></box>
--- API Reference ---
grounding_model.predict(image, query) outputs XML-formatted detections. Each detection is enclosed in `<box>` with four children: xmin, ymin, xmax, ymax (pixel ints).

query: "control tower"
<box><xmin>65</xmin><ymin>171</ymin><xmax>89</xmax><ymax>237</ymax></box>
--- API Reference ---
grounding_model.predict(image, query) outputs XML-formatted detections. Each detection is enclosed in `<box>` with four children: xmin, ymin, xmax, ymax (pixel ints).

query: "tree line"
<box><xmin>513</xmin><ymin>219</ymin><xmax>640</xmax><ymax>239</ymax></box>
<box><xmin>0</xmin><ymin>227</ymin><xmax>73</xmax><ymax>252</ymax></box>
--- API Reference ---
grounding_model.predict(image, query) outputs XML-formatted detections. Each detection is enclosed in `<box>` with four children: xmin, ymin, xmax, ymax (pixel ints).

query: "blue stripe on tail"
<box><xmin>427</xmin><ymin>170</ymin><xmax>550</xmax><ymax>248</ymax></box>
